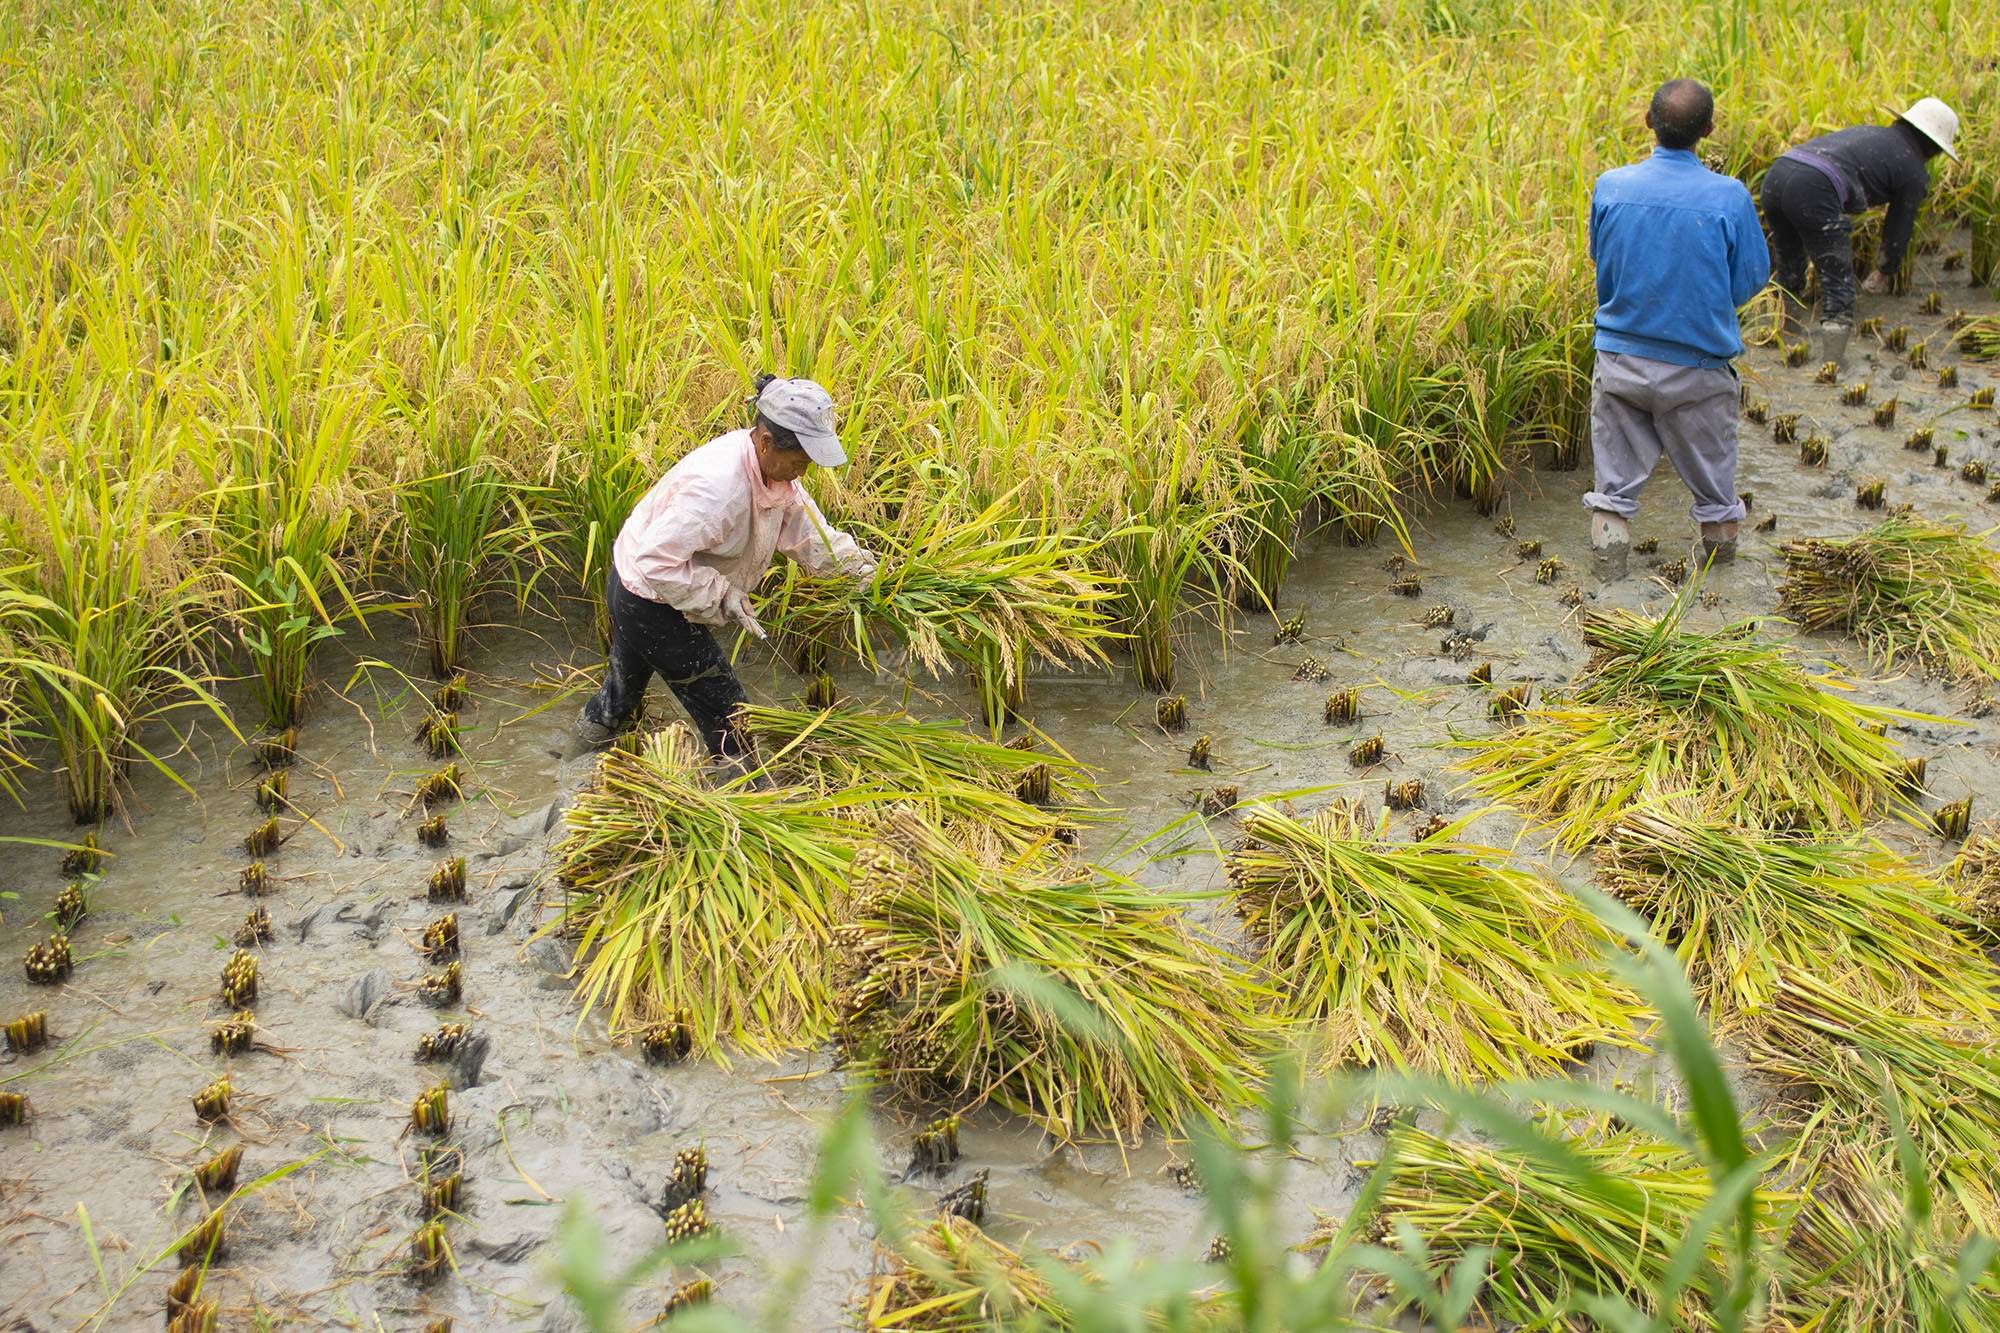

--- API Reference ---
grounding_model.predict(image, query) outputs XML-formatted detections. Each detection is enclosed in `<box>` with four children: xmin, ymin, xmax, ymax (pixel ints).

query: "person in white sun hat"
<box><xmin>1760</xmin><ymin>97</ymin><xmax>1961</xmax><ymax>368</ymax></box>
<box><xmin>575</xmin><ymin>374</ymin><xmax>878</xmax><ymax>757</ymax></box>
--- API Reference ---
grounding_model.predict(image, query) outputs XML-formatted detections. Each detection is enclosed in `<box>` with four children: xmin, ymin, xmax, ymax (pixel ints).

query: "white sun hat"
<box><xmin>1897</xmin><ymin>97</ymin><xmax>1961</xmax><ymax>162</ymax></box>
<box><xmin>755</xmin><ymin>377</ymin><xmax>847</xmax><ymax>467</ymax></box>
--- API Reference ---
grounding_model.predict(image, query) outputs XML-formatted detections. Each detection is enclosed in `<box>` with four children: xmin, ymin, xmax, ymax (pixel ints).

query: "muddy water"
<box><xmin>3</xmin><ymin>248</ymin><xmax>1998</xmax><ymax>1331</ymax></box>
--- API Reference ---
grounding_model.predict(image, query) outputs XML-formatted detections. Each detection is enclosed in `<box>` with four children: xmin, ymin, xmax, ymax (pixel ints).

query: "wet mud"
<box><xmin>3</xmin><ymin>244</ymin><xmax>1997</xmax><ymax>1329</ymax></box>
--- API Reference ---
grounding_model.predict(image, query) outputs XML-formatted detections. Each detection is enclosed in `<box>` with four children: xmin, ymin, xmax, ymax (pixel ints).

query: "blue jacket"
<box><xmin>1590</xmin><ymin>147</ymin><xmax>1770</xmax><ymax>368</ymax></box>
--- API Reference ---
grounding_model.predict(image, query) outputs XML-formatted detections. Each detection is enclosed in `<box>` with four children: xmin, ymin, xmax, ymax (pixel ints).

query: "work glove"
<box><xmin>849</xmin><ymin>547</ymin><xmax>882</xmax><ymax>582</ymax></box>
<box><xmin>720</xmin><ymin>587</ymin><xmax>767</xmax><ymax>641</ymax></box>
<box><xmin>1860</xmin><ymin>270</ymin><xmax>1891</xmax><ymax>295</ymax></box>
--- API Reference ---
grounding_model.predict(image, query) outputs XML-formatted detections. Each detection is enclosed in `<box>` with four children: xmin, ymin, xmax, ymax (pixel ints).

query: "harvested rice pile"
<box><xmin>1947</xmin><ymin>829</ymin><xmax>2000</xmax><ymax>936</ymax></box>
<box><xmin>1326</xmin><ymin>1116</ymin><xmax>1797</xmax><ymax>1332</ymax></box>
<box><xmin>1778</xmin><ymin>515</ymin><xmax>2000</xmax><ymax>681</ymax></box>
<box><xmin>1224</xmin><ymin>802</ymin><xmax>1644</xmax><ymax>1081</ymax></box>
<box><xmin>1456</xmin><ymin>600</ymin><xmax>1922</xmax><ymax>848</ymax></box>
<box><xmin>1601</xmin><ymin>806</ymin><xmax>1998</xmax><ymax>1028</ymax></box>
<box><xmin>1742</xmin><ymin>968</ymin><xmax>2000</xmax><ymax>1236</ymax></box>
<box><xmin>550</xmin><ymin>724</ymin><xmax>858</xmax><ymax>1058</ymax></box>
<box><xmin>834</xmin><ymin>815</ymin><xmax>1271</xmax><ymax>1142</ymax></box>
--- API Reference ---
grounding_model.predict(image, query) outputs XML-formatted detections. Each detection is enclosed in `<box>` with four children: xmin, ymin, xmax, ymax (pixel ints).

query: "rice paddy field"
<box><xmin>5</xmin><ymin>0</ymin><xmax>2000</xmax><ymax>1327</ymax></box>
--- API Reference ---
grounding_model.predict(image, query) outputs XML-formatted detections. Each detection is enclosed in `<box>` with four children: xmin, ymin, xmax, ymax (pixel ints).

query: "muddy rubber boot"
<box><xmin>1699</xmin><ymin>521</ymin><xmax>1740</xmax><ymax>566</ymax></box>
<box><xmin>1779</xmin><ymin>293</ymin><xmax>1810</xmax><ymax>341</ymax></box>
<box><xmin>1590</xmin><ymin>511</ymin><xmax>1631</xmax><ymax>582</ymax></box>
<box><xmin>1819</xmin><ymin>321</ymin><xmax>1852</xmax><ymax>371</ymax></box>
<box><xmin>573</xmin><ymin>706</ymin><xmax>617</xmax><ymax>753</ymax></box>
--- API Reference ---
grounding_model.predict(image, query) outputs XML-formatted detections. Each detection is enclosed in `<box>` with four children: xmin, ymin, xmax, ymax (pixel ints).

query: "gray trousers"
<box><xmin>1582</xmin><ymin>351</ymin><xmax>1746</xmax><ymax>524</ymax></box>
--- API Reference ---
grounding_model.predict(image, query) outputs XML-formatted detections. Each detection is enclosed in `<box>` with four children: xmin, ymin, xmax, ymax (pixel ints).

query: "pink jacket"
<box><xmin>611</xmin><ymin>430</ymin><xmax>864</xmax><ymax>625</ymax></box>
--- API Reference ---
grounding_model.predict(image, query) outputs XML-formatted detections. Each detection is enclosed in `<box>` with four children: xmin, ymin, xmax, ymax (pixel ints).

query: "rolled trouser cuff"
<box><xmin>1582</xmin><ymin>491</ymin><xmax>1640</xmax><ymax>519</ymax></box>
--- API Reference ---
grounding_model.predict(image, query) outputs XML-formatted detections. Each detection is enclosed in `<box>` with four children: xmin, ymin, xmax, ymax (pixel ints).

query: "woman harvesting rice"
<box><xmin>575</xmin><ymin>375</ymin><xmax>877</xmax><ymax>758</ymax></box>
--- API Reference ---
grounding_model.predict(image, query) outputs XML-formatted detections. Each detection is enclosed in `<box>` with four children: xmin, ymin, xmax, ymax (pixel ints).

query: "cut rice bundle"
<box><xmin>835</xmin><ymin>815</ymin><xmax>1269</xmax><ymax>1142</ymax></box>
<box><xmin>736</xmin><ymin>704</ymin><xmax>1089</xmax><ymax>848</ymax></box>
<box><xmin>1324</xmin><ymin>1115</ymin><xmax>1796</xmax><ymax>1331</ymax></box>
<box><xmin>1601</xmin><ymin>806</ymin><xmax>1998</xmax><ymax>1028</ymax></box>
<box><xmin>1778</xmin><ymin>516</ymin><xmax>2000</xmax><ymax>681</ymax></box>
<box><xmin>1744</xmin><ymin>968</ymin><xmax>2000</xmax><ymax>1234</ymax></box>
<box><xmin>550</xmin><ymin>724</ymin><xmax>858</xmax><ymax>1060</ymax></box>
<box><xmin>1225</xmin><ymin>803</ymin><xmax>1645</xmax><ymax>1082</ymax></box>
<box><xmin>1455</xmin><ymin>600</ymin><xmax>1923</xmax><ymax>847</ymax></box>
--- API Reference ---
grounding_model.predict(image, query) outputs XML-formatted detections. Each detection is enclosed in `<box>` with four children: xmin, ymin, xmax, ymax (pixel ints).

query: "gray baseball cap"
<box><xmin>755</xmin><ymin>377</ymin><xmax>847</xmax><ymax>467</ymax></box>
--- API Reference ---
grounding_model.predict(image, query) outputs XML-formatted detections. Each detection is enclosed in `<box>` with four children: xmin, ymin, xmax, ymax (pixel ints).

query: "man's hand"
<box><xmin>721</xmin><ymin>587</ymin><xmax>767</xmax><ymax>641</ymax></box>
<box><xmin>1860</xmin><ymin>270</ymin><xmax>1891</xmax><ymax>295</ymax></box>
<box><xmin>849</xmin><ymin>547</ymin><xmax>882</xmax><ymax>581</ymax></box>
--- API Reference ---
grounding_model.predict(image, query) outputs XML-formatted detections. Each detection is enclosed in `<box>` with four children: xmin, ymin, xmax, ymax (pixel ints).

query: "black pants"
<box><xmin>584</xmin><ymin>571</ymin><xmax>748</xmax><ymax>757</ymax></box>
<box><xmin>1760</xmin><ymin>158</ymin><xmax>1856</xmax><ymax>325</ymax></box>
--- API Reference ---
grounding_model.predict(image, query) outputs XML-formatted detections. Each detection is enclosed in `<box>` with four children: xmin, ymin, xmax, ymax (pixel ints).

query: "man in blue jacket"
<box><xmin>1585</xmin><ymin>79</ymin><xmax>1770</xmax><ymax>580</ymax></box>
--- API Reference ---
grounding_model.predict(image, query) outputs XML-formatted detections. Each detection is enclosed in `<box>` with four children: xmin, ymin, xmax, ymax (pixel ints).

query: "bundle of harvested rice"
<box><xmin>1601</xmin><ymin>807</ymin><xmax>1998</xmax><ymax>1027</ymax></box>
<box><xmin>1779</xmin><ymin>1142</ymin><xmax>2000</xmax><ymax>1332</ymax></box>
<box><xmin>1778</xmin><ymin>516</ymin><xmax>2000</xmax><ymax>680</ymax></box>
<box><xmin>1225</xmin><ymin>804</ymin><xmax>1643</xmax><ymax>1081</ymax></box>
<box><xmin>1455</xmin><ymin>600</ymin><xmax>1922</xmax><ymax>847</ymax></box>
<box><xmin>737</xmin><ymin>704</ymin><xmax>1088</xmax><ymax>848</ymax></box>
<box><xmin>1324</xmin><ymin>1116</ymin><xmax>1795</xmax><ymax>1331</ymax></box>
<box><xmin>835</xmin><ymin>815</ymin><xmax>1268</xmax><ymax>1142</ymax></box>
<box><xmin>1947</xmin><ymin>829</ymin><xmax>2000</xmax><ymax>936</ymax></box>
<box><xmin>1956</xmin><ymin>315</ymin><xmax>2000</xmax><ymax>358</ymax></box>
<box><xmin>549</xmin><ymin>724</ymin><xmax>859</xmax><ymax>1059</ymax></box>
<box><xmin>761</xmin><ymin>496</ymin><xmax>1121</xmax><ymax>702</ymax></box>
<box><xmin>859</xmin><ymin>1216</ymin><xmax>1074</xmax><ymax>1330</ymax></box>
<box><xmin>1743</xmin><ymin>968</ymin><xmax>2000</xmax><ymax>1233</ymax></box>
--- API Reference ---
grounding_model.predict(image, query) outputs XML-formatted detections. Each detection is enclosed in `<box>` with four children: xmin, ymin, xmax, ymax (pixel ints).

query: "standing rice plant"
<box><xmin>1328</xmin><ymin>1115</ymin><xmax>1797</xmax><ymax>1332</ymax></box>
<box><xmin>0</xmin><ymin>435</ymin><xmax>233</xmax><ymax>822</ymax></box>
<box><xmin>763</xmin><ymin>494</ymin><xmax>1122</xmax><ymax>729</ymax></box>
<box><xmin>0</xmin><ymin>575</ymin><xmax>46</xmax><ymax>804</ymax></box>
<box><xmin>835</xmin><ymin>815</ymin><xmax>1271</xmax><ymax>1142</ymax></box>
<box><xmin>371</xmin><ymin>219</ymin><xmax>542</xmax><ymax>677</ymax></box>
<box><xmin>1456</xmin><ymin>596</ymin><xmax>1925</xmax><ymax>848</ymax></box>
<box><xmin>1097</xmin><ymin>439</ymin><xmax>1251</xmax><ymax>695</ymax></box>
<box><xmin>525</xmin><ymin>215</ymin><xmax>692</xmax><ymax>644</ymax></box>
<box><xmin>1777</xmin><ymin>516</ymin><xmax>2000</xmax><ymax>681</ymax></box>
<box><xmin>194</xmin><ymin>211</ymin><xmax>381</xmax><ymax>731</ymax></box>
<box><xmin>388</xmin><ymin>429</ymin><xmax>540</xmax><ymax>679</ymax></box>
<box><xmin>547</xmin><ymin>724</ymin><xmax>863</xmax><ymax>1060</ymax></box>
<box><xmin>207</xmin><ymin>364</ymin><xmax>376</xmax><ymax>728</ymax></box>
<box><xmin>1601</xmin><ymin>806</ymin><xmax>1999</xmax><ymax>1028</ymax></box>
<box><xmin>1233</xmin><ymin>396</ymin><xmax>1324</xmax><ymax>610</ymax></box>
<box><xmin>1224</xmin><ymin>803</ymin><xmax>1645</xmax><ymax>1082</ymax></box>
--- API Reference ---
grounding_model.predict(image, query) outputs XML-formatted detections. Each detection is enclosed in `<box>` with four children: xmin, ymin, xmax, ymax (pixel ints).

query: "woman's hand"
<box><xmin>721</xmin><ymin>587</ymin><xmax>767</xmax><ymax>641</ymax></box>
